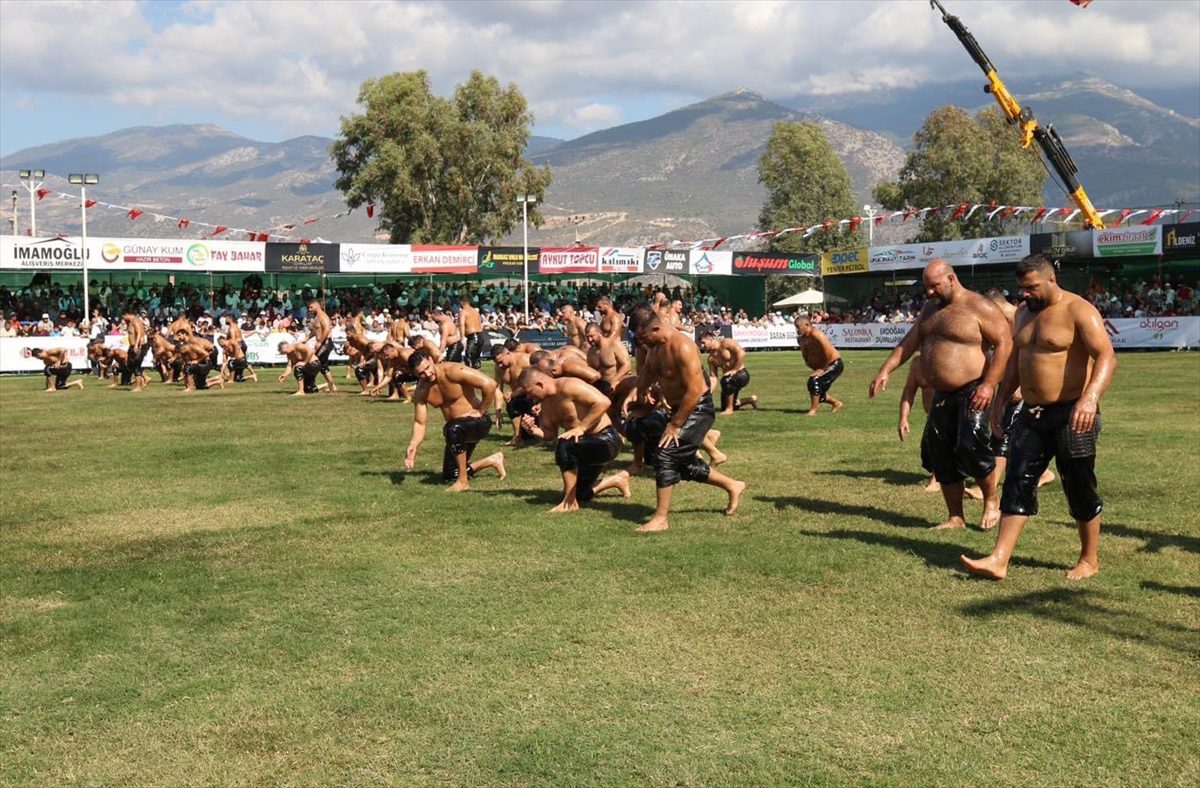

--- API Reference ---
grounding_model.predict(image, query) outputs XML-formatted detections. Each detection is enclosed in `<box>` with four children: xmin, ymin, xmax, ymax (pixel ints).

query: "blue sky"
<box><xmin>2</xmin><ymin>0</ymin><xmax>1197</xmax><ymax>156</ymax></box>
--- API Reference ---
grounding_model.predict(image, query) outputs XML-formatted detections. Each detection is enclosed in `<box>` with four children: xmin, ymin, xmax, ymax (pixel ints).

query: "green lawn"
<box><xmin>2</xmin><ymin>351</ymin><xmax>1197</xmax><ymax>786</ymax></box>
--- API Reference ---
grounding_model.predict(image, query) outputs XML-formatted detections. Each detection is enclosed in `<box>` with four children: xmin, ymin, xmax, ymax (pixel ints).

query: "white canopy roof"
<box><xmin>772</xmin><ymin>288</ymin><xmax>847</xmax><ymax>307</ymax></box>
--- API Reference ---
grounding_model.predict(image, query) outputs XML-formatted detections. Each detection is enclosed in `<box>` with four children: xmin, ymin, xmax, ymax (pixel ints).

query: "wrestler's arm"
<box><xmin>567</xmin><ymin>360</ymin><xmax>602</xmax><ymax>385</ymax></box>
<box><xmin>636</xmin><ymin>354</ymin><xmax>659</xmax><ymax>405</ymax></box>
<box><xmin>729</xmin><ymin>341</ymin><xmax>746</xmax><ymax>373</ymax></box>
<box><xmin>669</xmin><ymin>346</ymin><xmax>706</xmax><ymax>429</ymax></box>
<box><xmin>445</xmin><ymin>364</ymin><xmax>498</xmax><ymax>416</ymax></box>
<box><xmin>1072</xmin><ymin>300</ymin><xmax>1117</xmax><ymax>433</ymax></box>
<box><xmin>561</xmin><ymin>381</ymin><xmax>610</xmax><ymax>440</ymax></box>
<box><xmin>405</xmin><ymin>398</ymin><xmax>428</xmax><ymax>468</ymax></box>
<box><xmin>898</xmin><ymin>363</ymin><xmax>919</xmax><ymax>441</ymax></box>
<box><xmin>972</xmin><ymin>300</ymin><xmax>1013</xmax><ymax>411</ymax></box>
<box><xmin>278</xmin><ymin>355</ymin><xmax>295</xmax><ymax>383</ymax></box>
<box><xmin>869</xmin><ymin>313</ymin><xmax>924</xmax><ymax>397</ymax></box>
<box><xmin>612</xmin><ymin>343</ymin><xmax>633</xmax><ymax>381</ymax></box>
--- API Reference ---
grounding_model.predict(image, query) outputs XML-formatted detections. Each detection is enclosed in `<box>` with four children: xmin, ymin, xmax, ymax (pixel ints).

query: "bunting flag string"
<box><xmin>2</xmin><ymin>180</ymin><xmax>1193</xmax><ymax>248</ymax></box>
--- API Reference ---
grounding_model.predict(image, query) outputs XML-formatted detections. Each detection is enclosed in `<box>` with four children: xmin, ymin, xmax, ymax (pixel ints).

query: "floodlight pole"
<box><xmin>864</xmin><ymin>204</ymin><xmax>878</xmax><ymax>246</ymax></box>
<box><xmin>518</xmin><ymin>194</ymin><xmax>537</xmax><ymax>324</ymax></box>
<box><xmin>9</xmin><ymin>191</ymin><xmax>17</xmax><ymax>236</ymax></box>
<box><xmin>18</xmin><ymin>169</ymin><xmax>45</xmax><ymax>237</ymax></box>
<box><xmin>69</xmin><ymin>174</ymin><xmax>99</xmax><ymax>323</ymax></box>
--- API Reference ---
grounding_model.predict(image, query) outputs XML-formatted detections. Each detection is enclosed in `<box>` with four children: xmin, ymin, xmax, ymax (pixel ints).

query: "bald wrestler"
<box><xmin>87</xmin><ymin>340</ymin><xmax>109</xmax><ymax>379</ymax></box>
<box><xmin>962</xmin><ymin>255</ymin><xmax>1116</xmax><ymax>580</ymax></box>
<box><xmin>585</xmin><ymin>321</ymin><xmax>632</xmax><ymax>398</ymax></box>
<box><xmin>504</xmin><ymin>337</ymin><xmax>542</xmax><ymax>355</ymax></box>
<box><xmin>404</xmin><ymin>349</ymin><xmax>505</xmax><ymax>492</ymax></box>
<box><xmin>278</xmin><ymin>340</ymin><xmax>326</xmax><ymax>396</ymax></box>
<box><xmin>628</xmin><ymin>307</ymin><xmax>746</xmax><ymax>533</ymax></box>
<box><xmin>518</xmin><ymin>367</ymin><xmax>631</xmax><ymax>512</ymax></box>
<box><xmin>898</xmin><ymin>353</ymin><xmax>983</xmax><ymax>499</ymax></box>
<box><xmin>699</xmin><ymin>334</ymin><xmax>759</xmax><ymax>414</ymax></box>
<box><xmin>795</xmin><ymin>316</ymin><xmax>843</xmax><ymax>416</ymax></box>
<box><xmin>31</xmin><ymin>347</ymin><xmax>84</xmax><ymax>391</ymax></box>
<box><xmin>558</xmin><ymin>304</ymin><xmax>588</xmax><ymax>349</ymax></box>
<box><xmin>147</xmin><ymin>333</ymin><xmax>178</xmax><ymax>382</ymax></box>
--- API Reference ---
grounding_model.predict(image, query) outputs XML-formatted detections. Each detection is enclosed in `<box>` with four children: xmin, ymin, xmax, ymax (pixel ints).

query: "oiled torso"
<box><xmin>1013</xmin><ymin>296</ymin><xmax>1092</xmax><ymax>405</ymax></box>
<box><xmin>918</xmin><ymin>301</ymin><xmax>986</xmax><ymax>391</ymax></box>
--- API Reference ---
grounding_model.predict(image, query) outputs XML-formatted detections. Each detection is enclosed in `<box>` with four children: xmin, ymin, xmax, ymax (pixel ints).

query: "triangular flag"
<box><xmin>367</xmin><ymin>204</ymin><xmax>375</xmax><ymax>218</ymax></box>
<box><xmin>84</xmin><ymin>199</ymin><xmax>96</xmax><ymax>209</ymax></box>
<box><xmin>178</xmin><ymin>218</ymin><xmax>190</xmax><ymax>229</ymax></box>
<box><xmin>256</xmin><ymin>233</ymin><xmax>270</xmax><ymax>242</ymax></box>
<box><xmin>300</xmin><ymin>237</ymin><xmax>310</xmax><ymax>244</ymax></box>
<box><xmin>1031</xmin><ymin>207</ymin><xmax>1048</xmax><ymax>223</ymax></box>
<box><xmin>128</xmin><ymin>209</ymin><xmax>144</xmax><ymax>221</ymax></box>
<box><xmin>1117</xmin><ymin>209</ymin><xmax>1133</xmax><ymax>225</ymax></box>
<box><xmin>1139</xmin><ymin>209</ymin><xmax>1164</xmax><ymax>225</ymax></box>
<box><xmin>848</xmin><ymin>216</ymin><xmax>862</xmax><ymax>232</ymax></box>
<box><xmin>303</xmin><ymin>217</ymin><xmax>318</xmax><ymax>225</ymax></box>
<box><xmin>874</xmin><ymin>214</ymin><xmax>886</xmax><ymax>226</ymax></box>
<box><xmin>950</xmin><ymin>203</ymin><xmax>970</xmax><ymax>220</ymax></box>
<box><xmin>211</xmin><ymin>226</ymin><xmax>228</xmax><ymax>237</ymax></box>
<box><xmin>36</xmin><ymin>188</ymin><xmax>52</xmax><ymax>200</ymax></box>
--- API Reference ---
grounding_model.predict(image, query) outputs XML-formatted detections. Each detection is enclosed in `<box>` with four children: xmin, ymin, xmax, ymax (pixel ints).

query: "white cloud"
<box><xmin>0</xmin><ymin>0</ymin><xmax>1195</xmax><ymax>146</ymax></box>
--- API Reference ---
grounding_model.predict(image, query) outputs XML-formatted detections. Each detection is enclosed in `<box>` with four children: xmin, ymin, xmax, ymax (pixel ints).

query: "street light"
<box><xmin>68</xmin><ymin>173</ymin><xmax>99</xmax><ymax>324</ymax></box>
<box><xmin>18</xmin><ymin>169</ymin><xmax>45</xmax><ymax>237</ymax></box>
<box><xmin>517</xmin><ymin>194</ymin><xmax>537</xmax><ymax>323</ymax></box>
<box><xmin>9</xmin><ymin>191</ymin><xmax>16</xmax><ymax>236</ymax></box>
<box><xmin>863</xmin><ymin>204</ymin><xmax>878</xmax><ymax>246</ymax></box>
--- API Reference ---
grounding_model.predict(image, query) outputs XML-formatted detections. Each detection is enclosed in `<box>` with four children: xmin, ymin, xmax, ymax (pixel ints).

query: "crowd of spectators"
<box><xmin>0</xmin><ymin>272</ymin><xmax>1196</xmax><ymax>339</ymax></box>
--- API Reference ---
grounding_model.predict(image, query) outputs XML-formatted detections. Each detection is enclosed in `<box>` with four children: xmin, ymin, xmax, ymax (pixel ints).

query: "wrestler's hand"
<box><xmin>278</xmin><ymin>373</ymin><xmax>287</xmax><ymax>383</ymax></box>
<box><xmin>868</xmin><ymin>371</ymin><xmax>888</xmax><ymax>398</ymax></box>
<box><xmin>989</xmin><ymin>407</ymin><xmax>1003</xmax><ymax>439</ymax></box>
<box><xmin>898</xmin><ymin>419</ymin><xmax>909</xmax><ymax>442</ymax></box>
<box><xmin>1070</xmin><ymin>396</ymin><xmax>1098</xmax><ymax>434</ymax></box>
<box><xmin>560</xmin><ymin>427</ymin><xmax>584</xmax><ymax>441</ymax></box>
<box><xmin>969</xmin><ymin>383</ymin><xmax>994</xmax><ymax>412</ymax></box>
<box><xmin>404</xmin><ymin>445</ymin><xmax>417</xmax><ymax>469</ymax></box>
<box><xmin>658</xmin><ymin>423</ymin><xmax>681</xmax><ymax>448</ymax></box>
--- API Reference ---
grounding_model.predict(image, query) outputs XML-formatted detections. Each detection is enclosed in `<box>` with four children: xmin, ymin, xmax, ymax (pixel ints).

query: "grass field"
<box><xmin>2</xmin><ymin>350</ymin><xmax>1198</xmax><ymax>786</ymax></box>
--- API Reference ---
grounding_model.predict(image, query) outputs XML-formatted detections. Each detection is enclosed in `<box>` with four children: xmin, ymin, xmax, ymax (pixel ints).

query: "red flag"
<box><xmin>1068</xmin><ymin>0</ymin><xmax>1092</xmax><ymax>7</ymax></box>
<box><xmin>247</xmin><ymin>231</ymin><xmax>257</xmax><ymax>241</ymax></box>
<box><xmin>255</xmin><ymin>232</ymin><xmax>270</xmax><ymax>242</ymax></box>
<box><xmin>128</xmin><ymin>209</ymin><xmax>144</xmax><ymax>221</ymax></box>
<box><xmin>874</xmin><ymin>214</ymin><xmax>886</xmax><ymax>226</ymax></box>
<box><xmin>366</xmin><ymin>204</ymin><xmax>375</xmax><ymax>219</ymax></box>
<box><xmin>950</xmin><ymin>203</ymin><xmax>969</xmax><ymax>220</ymax></box>
<box><xmin>300</xmin><ymin>237</ymin><xmax>310</xmax><ymax>244</ymax></box>
<box><xmin>903</xmin><ymin>209</ymin><xmax>918</xmax><ymax>222</ymax></box>
<box><xmin>1179</xmin><ymin>210</ymin><xmax>1196</xmax><ymax>224</ymax></box>
<box><xmin>822</xmin><ymin>220</ymin><xmax>835</xmax><ymax>232</ymax></box>
<box><xmin>1031</xmin><ymin>207</ymin><xmax>1048</xmax><ymax>223</ymax></box>
<box><xmin>1139</xmin><ymin>209</ymin><xmax>1164</xmax><ymax>225</ymax></box>
<box><xmin>1117</xmin><ymin>209</ymin><xmax>1133</xmax><ymax>225</ymax></box>
<box><xmin>84</xmin><ymin>199</ymin><xmax>96</xmax><ymax>209</ymax></box>
<box><xmin>178</xmin><ymin>218</ymin><xmax>190</xmax><ymax>229</ymax></box>
<box><xmin>849</xmin><ymin>216</ymin><xmax>862</xmax><ymax>232</ymax></box>
<box><xmin>211</xmin><ymin>226</ymin><xmax>228</xmax><ymax>237</ymax></box>
<box><xmin>36</xmin><ymin>188</ymin><xmax>51</xmax><ymax>200</ymax></box>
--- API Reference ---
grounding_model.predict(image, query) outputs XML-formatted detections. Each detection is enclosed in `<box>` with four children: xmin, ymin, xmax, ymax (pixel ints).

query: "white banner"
<box><xmin>411</xmin><ymin>246</ymin><xmax>478</xmax><ymax>274</ymax></box>
<box><xmin>1094</xmin><ymin>227</ymin><xmax>1162</xmax><ymax>258</ymax></box>
<box><xmin>1</xmin><ymin>236</ymin><xmax>88</xmax><ymax>270</ymax></box>
<box><xmin>1104</xmin><ymin>316</ymin><xmax>1200</xmax><ymax>349</ymax></box>
<box><xmin>598</xmin><ymin>247</ymin><xmax>644</xmax><ymax>273</ymax></box>
<box><xmin>340</xmin><ymin>243</ymin><xmax>412</xmax><ymax>274</ymax></box>
<box><xmin>0</xmin><ymin>337</ymin><xmax>90</xmax><ymax>372</ymax></box>
<box><xmin>868</xmin><ymin>235</ymin><xmax>1029</xmax><ymax>273</ymax></box>
<box><xmin>93</xmin><ymin>238</ymin><xmax>266</xmax><ymax>271</ymax></box>
<box><xmin>538</xmin><ymin>247</ymin><xmax>599</xmax><ymax>274</ymax></box>
<box><xmin>689</xmin><ymin>250</ymin><xmax>733</xmax><ymax>276</ymax></box>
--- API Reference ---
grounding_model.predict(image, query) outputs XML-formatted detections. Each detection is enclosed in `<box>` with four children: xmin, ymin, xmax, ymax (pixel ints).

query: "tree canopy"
<box><xmin>331</xmin><ymin>70</ymin><xmax>552</xmax><ymax>244</ymax></box>
<box><xmin>874</xmin><ymin>106</ymin><xmax>1047</xmax><ymax>242</ymax></box>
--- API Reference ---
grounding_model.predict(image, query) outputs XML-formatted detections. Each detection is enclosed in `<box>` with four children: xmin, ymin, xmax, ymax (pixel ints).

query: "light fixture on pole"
<box><xmin>863</xmin><ymin>204</ymin><xmax>878</xmax><ymax>246</ymax></box>
<box><xmin>9</xmin><ymin>191</ymin><xmax>16</xmax><ymax>236</ymax></box>
<box><xmin>517</xmin><ymin>194</ymin><xmax>537</xmax><ymax>323</ymax></box>
<box><xmin>18</xmin><ymin>169</ymin><xmax>45</xmax><ymax>237</ymax></box>
<box><xmin>68</xmin><ymin>174</ymin><xmax>100</xmax><ymax>324</ymax></box>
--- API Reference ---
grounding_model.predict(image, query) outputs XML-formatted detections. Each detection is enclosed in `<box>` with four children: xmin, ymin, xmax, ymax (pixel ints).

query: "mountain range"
<box><xmin>2</xmin><ymin>74</ymin><xmax>1196</xmax><ymax>247</ymax></box>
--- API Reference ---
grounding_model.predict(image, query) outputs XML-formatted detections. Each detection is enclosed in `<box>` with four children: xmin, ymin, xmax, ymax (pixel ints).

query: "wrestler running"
<box><xmin>961</xmin><ymin>255</ymin><xmax>1116</xmax><ymax>580</ymax></box>
<box><xmin>404</xmin><ymin>349</ymin><xmax>506</xmax><ymax>492</ymax></box>
<box><xmin>869</xmin><ymin>260</ymin><xmax>1011</xmax><ymax>530</ymax></box>
<box><xmin>795</xmin><ymin>317</ymin><xmax>843</xmax><ymax>416</ymax></box>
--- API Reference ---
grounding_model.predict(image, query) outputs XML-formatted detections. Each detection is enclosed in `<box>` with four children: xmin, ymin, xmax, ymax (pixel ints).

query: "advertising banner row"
<box><xmin>3</xmin><ymin>224</ymin><xmax>1197</xmax><ymax>277</ymax></box>
<box><xmin>719</xmin><ymin>317</ymin><xmax>1200</xmax><ymax>351</ymax></box>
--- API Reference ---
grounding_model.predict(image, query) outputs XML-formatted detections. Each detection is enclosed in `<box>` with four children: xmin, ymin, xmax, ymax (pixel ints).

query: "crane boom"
<box><xmin>929</xmin><ymin>0</ymin><xmax>1104</xmax><ymax>228</ymax></box>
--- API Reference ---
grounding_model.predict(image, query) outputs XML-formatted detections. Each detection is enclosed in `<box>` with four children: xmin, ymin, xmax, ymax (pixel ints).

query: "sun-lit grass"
<box><xmin>2</xmin><ymin>351</ymin><xmax>1198</xmax><ymax>786</ymax></box>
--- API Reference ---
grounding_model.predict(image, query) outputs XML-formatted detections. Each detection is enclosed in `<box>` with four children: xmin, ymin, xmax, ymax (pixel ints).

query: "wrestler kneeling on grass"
<box><xmin>31</xmin><ymin>348</ymin><xmax>84</xmax><ymax>392</ymax></box>
<box><xmin>518</xmin><ymin>367</ymin><xmax>631</xmax><ymax>513</ymax></box>
<box><xmin>404</xmin><ymin>349</ymin><xmax>506</xmax><ymax>492</ymax></box>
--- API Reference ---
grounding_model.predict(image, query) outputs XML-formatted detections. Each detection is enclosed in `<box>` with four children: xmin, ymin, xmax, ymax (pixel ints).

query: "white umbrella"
<box><xmin>772</xmin><ymin>288</ymin><xmax>846</xmax><ymax>308</ymax></box>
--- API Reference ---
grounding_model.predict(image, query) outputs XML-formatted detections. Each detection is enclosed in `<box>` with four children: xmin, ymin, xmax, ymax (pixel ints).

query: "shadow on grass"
<box><xmin>475</xmin><ymin>487</ymin><xmax>656</xmax><ymax>522</ymax></box>
<box><xmin>360</xmin><ymin>469</ymin><xmax>446</xmax><ymax>487</ymax></box>
<box><xmin>1105</xmin><ymin>523</ymin><xmax>1200</xmax><ymax>555</ymax></box>
<box><xmin>813</xmin><ymin>468</ymin><xmax>929</xmax><ymax>486</ymax></box>
<box><xmin>1141</xmin><ymin>580</ymin><xmax>1200</xmax><ymax>598</ymax></box>
<box><xmin>796</xmin><ymin>528</ymin><xmax>1069</xmax><ymax>574</ymax></box>
<box><xmin>959</xmin><ymin>587</ymin><xmax>1200</xmax><ymax>656</ymax></box>
<box><xmin>759</xmin><ymin>494</ymin><xmax>930</xmax><ymax>529</ymax></box>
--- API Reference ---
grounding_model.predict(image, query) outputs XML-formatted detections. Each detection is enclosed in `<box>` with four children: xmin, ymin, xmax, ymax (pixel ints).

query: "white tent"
<box><xmin>624</xmin><ymin>272</ymin><xmax>692</xmax><ymax>290</ymax></box>
<box><xmin>772</xmin><ymin>288</ymin><xmax>846</xmax><ymax>308</ymax></box>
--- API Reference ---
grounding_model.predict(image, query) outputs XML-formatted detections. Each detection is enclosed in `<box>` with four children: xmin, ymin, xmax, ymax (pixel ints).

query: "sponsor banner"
<box><xmin>1103</xmin><ymin>316</ymin><xmax>1199</xmax><ymax>350</ymax></box>
<box><xmin>340</xmin><ymin>243</ymin><xmax>412</xmax><ymax>274</ymax></box>
<box><xmin>822</xmin><ymin>322</ymin><xmax>915</xmax><ymax>349</ymax></box>
<box><xmin>0</xmin><ymin>337</ymin><xmax>90</xmax><ymax>372</ymax></box>
<box><xmin>1094</xmin><ymin>226</ymin><xmax>1161</xmax><ymax>258</ymax></box>
<box><xmin>869</xmin><ymin>245</ymin><xmax>921</xmax><ymax>272</ymax></box>
<box><xmin>1030</xmin><ymin>230</ymin><xmax>1095</xmax><ymax>260</ymax></box>
<box><xmin>537</xmin><ymin>247</ymin><xmax>599</xmax><ymax>274</ymax></box>
<box><xmin>478</xmin><ymin>246</ymin><xmax>538</xmax><ymax>275</ymax></box>
<box><xmin>265</xmin><ymin>242</ymin><xmax>340</xmax><ymax>273</ymax></box>
<box><xmin>411</xmin><ymin>245</ymin><xmax>478</xmax><ymax>275</ymax></box>
<box><xmin>821</xmin><ymin>247</ymin><xmax>869</xmax><ymax>276</ymax></box>
<box><xmin>644</xmin><ymin>250</ymin><xmax>665</xmax><ymax>273</ymax></box>
<box><xmin>688</xmin><ymin>250</ymin><xmax>732</xmax><ymax>276</ymax></box>
<box><xmin>598</xmin><ymin>247</ymin><xmax>645</xmax><ymax>274</ymax></box>
<box><xmin>94</xmin><ymin>238</ymin><xmax>266</xmax><ymax>271</ymax></box>
<box><xmin>515</xmin><ymin>329</ymin><xmax>569</xmax><ymax>350</ymax></box>
<box><xmin>1</xmin><ymin>236</ymin><xmax>88</xmax><ymax>270</ymax></box>
<box><xmin>731</xmin><ymin>251</ymin><xmax>818</xmax><ymax>276</ymax></box>
<box><xmin>1162</xmin><ymin>223</ymin><xmax>1200</xmax><ymax>256</ymax></box>
<box><xmin>869</xmin><ymin>236</ymin><xmax>1029</xmax><ymax>273</ymax></box>
<box><xmin>661</xmin><ymin>250</ymin><xmax>688</xmax><ymax>274</ymax></box>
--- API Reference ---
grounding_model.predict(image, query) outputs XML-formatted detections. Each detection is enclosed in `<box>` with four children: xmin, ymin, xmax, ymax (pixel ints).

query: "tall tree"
<box><xmin>757</xmin><ymin>121</ymin><xmax>860</xmax><ymax>304</ymax></box>
<box><xmin>332</xmin><ymin>70</ymin><xmax>552</xmax><ymax>244</ymax></box>
<box><xmin>874</xmin><ymin>106</ymin><xmax>1046</xmax><ymax>242</ymax></box>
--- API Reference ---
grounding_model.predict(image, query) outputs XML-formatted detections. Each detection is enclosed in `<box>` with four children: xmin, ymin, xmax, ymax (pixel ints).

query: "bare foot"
<box><xmin>804</xmin><ymin>410</ymin><xmax>818</xmax><ymax>417</ymax></box>
<box><xmin>446</xmin><ymin>480</ymin><xmax>470</xmax><ymax>492</ymax></box>
<box><xmin>490</xmin><ymin>452</ymin><xmax>506</xmax><ymax>481</ymax></box>
<box><xmin>924</xmin><ymin>477</ymin><xmax>941</xmax><ymax>493</ymax></box>
<box><xmin>289</xmin><ymin>391</ymin><xmax>306</xmax><ymax>397</ymax></box>
<box><xmin>328</xmin><ymin>384</ymin><xmax>338</xmax><ymax>393</ymax></box>
<box><xmin>1038</xmin><ymin>468</ymin><xmax>1056</xmax><ymax>487</ymax></box>
<box><xmin>744</xmin><ymin>395</ymin><xmax>758</xmax><ymax>410</ymax></box>
<box><xmin>708</xmin><ymin>430</ymin><xmax>721</xmax><ymax>446</ymax></box>
<box><xmin>1066</xmin><ymin>559</ymin><xmax>1099</xmax><ymax>580</ymax></box>
<box><xmin>964</xmin><ymin>485</ymin><xmax>984</xmax><ymax>500</ymax></box>
<box><xmin>549</xmin><ymin>500</ymin><xmax>579</xmax><ymax>513</ymax></box>
<box><xmin>932</xmin><ymin>516</ymin><xmax>966</xmax><ymax>530</ymax></box>
<box><xmin>960</xmin><ymin>553</ymin><xmax>1007</xmax><ymax>580</ymax></box>
<box><xmin>709</xmin><ymin>450</ymin><xmax>728</xmax><ymax>467</ymax></box>
<box><xmin>719</xmin><ymin>409</ymin><xmax>735</xmax><ymax>416</ymax></box>
<box><xmin>980</xmin><ymin>502</ymin><xmax>1001</xmax><ymax>531</ymax></box>
<box><xmin>725</xmin><ymin>480</ymin><xmax>747</xmax><ymax>515</ymax></box>
<box><xmin>830</xmin><ymin>401</ymin><xmax>843</xmax><ymax>413</ymax></box>
<box><xmin>636</xmin><ymin>516</ymin><xmax>670</xmax><ymax>533</ymax></box>
<box><xmin>613</xmin><ymin>470</ymin><xmax>631</xmax><ymax>498</ymax></box>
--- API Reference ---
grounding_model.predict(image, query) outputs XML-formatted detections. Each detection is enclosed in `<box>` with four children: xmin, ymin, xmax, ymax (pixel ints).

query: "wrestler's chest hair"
<box><xmin>920</xmin><ymin>303</ymin><xmax>984</xmax><ymax>344</ymax></box>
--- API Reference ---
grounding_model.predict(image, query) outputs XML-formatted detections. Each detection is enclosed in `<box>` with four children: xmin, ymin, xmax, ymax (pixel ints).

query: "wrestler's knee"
<box><xmin>681</xmin><ymin>458</ymin><xmax>711</xmax><ymax>484</ymax></box>
<box><xmin>554</xmin><ymin>439</ymin><xmax>577</xmax><ymax>472</ymax></box>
